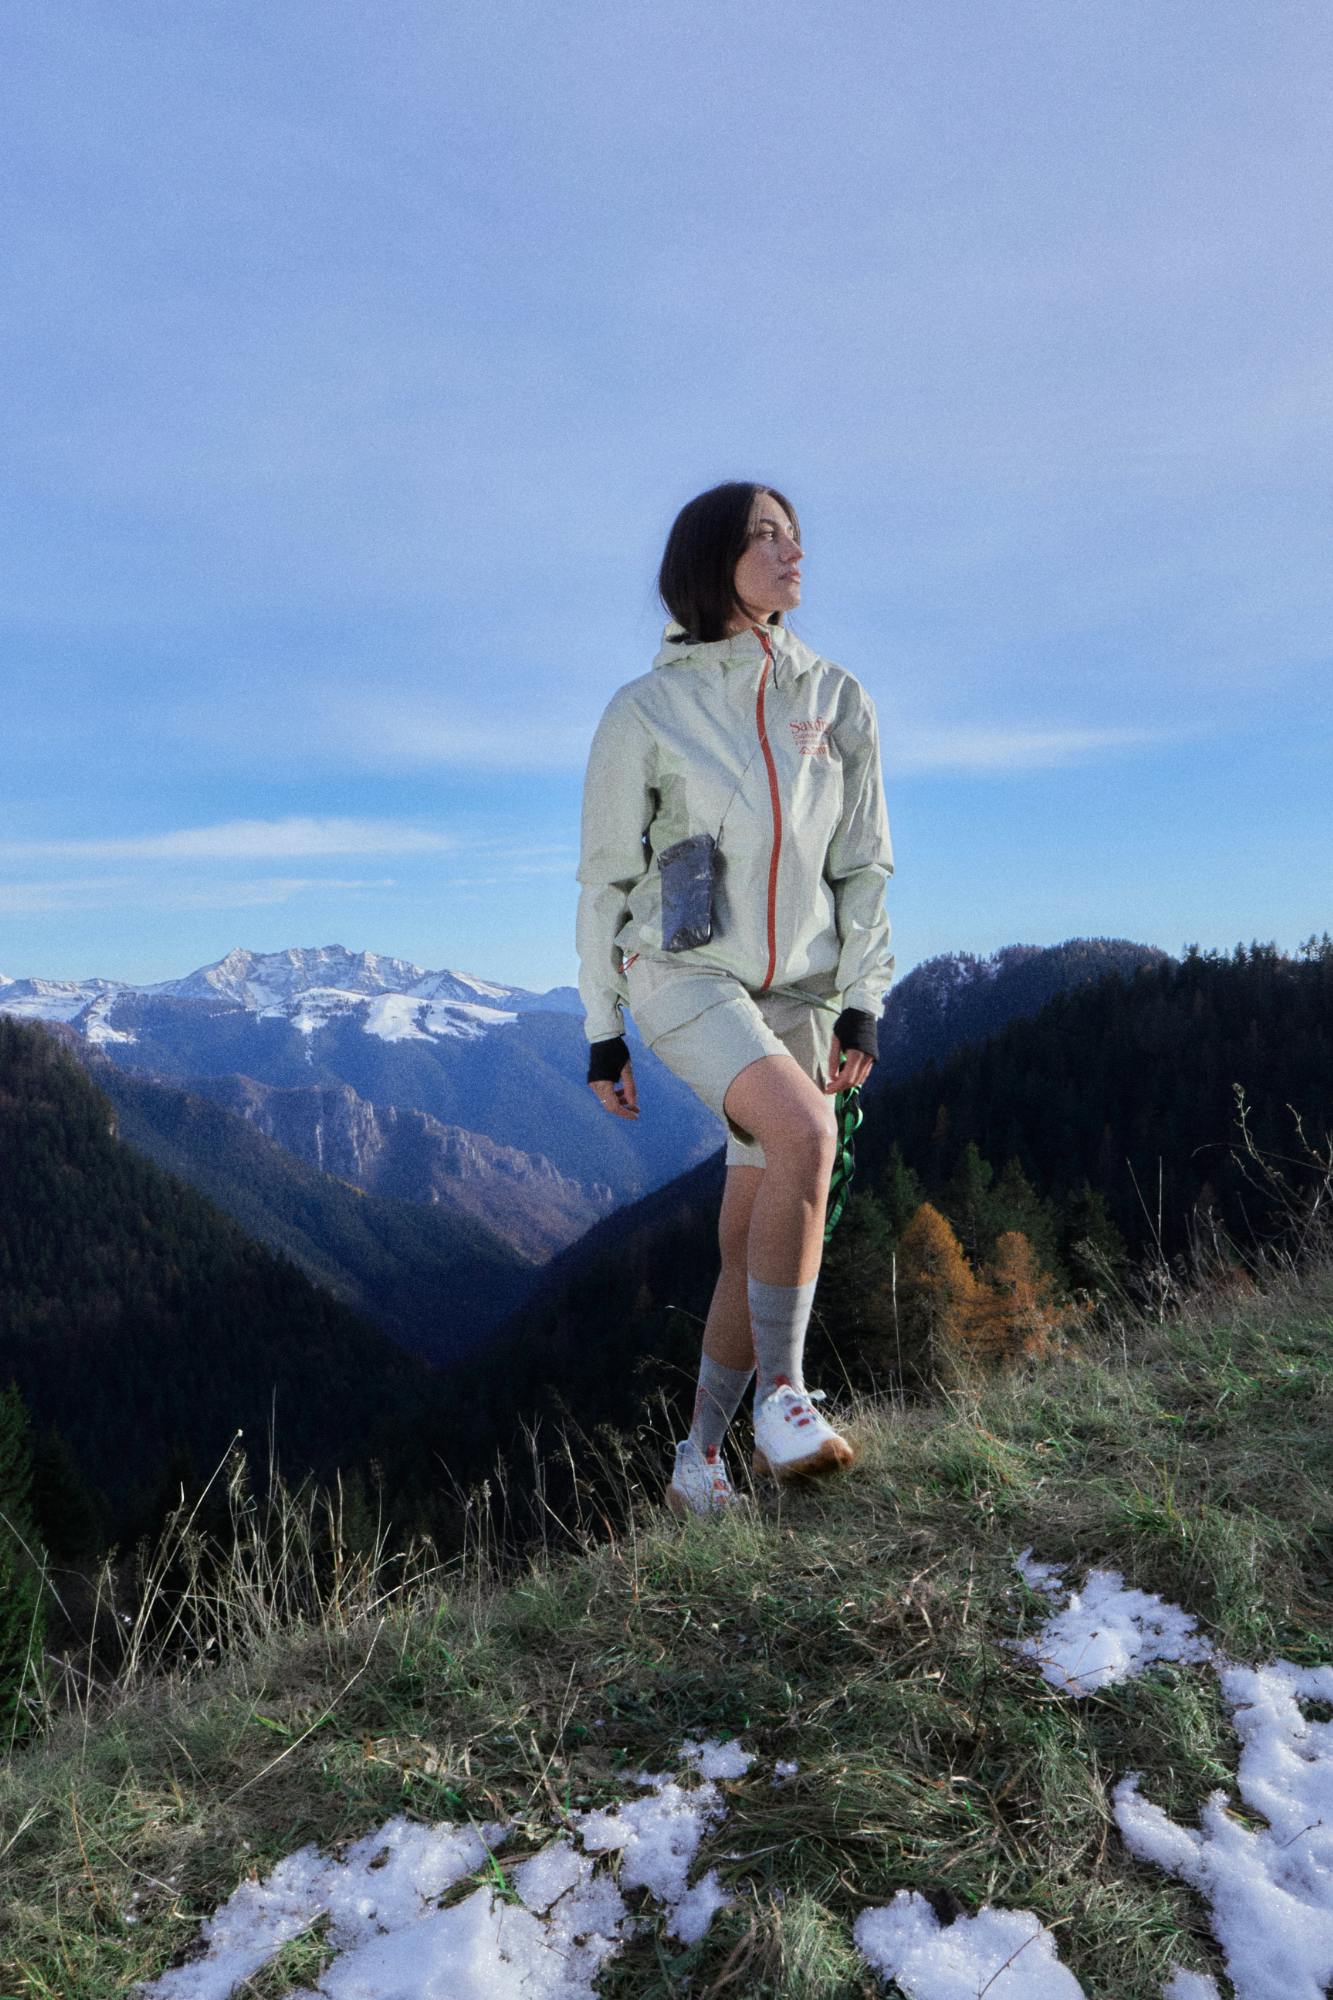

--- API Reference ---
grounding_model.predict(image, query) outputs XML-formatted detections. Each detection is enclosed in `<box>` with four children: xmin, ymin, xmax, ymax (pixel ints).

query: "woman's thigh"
<box><xmin>722</xmin><ymin>1050</ymin><xmax>836</xmax><ymax>1168</ymax></box>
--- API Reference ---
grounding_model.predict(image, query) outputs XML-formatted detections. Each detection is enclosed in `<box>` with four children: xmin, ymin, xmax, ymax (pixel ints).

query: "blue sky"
<box><xmin>4</xmin><ymin>1</ymin><xmax>1330</xmax><ymax>992</ymax></box>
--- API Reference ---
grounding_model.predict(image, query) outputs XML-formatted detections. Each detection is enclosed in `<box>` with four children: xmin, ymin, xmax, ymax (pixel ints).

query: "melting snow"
<box><xmin>679</xmin><ymin>1738</ymin><xmax>753</xmax><ymax>1781</ymax></box>
<box><xmin>1114</xmin><ymin>1658</ymin><xmax>1333</xmax><ymax>2000</ymax></box>
<box><xmin>136</xmin><ymin>1741</ymin><xmax>747</xmax><ymax>1997</ymax></box>
<box><xmin>1012</xmin><ymin>1550</ymin><xmax>1213</xmax><ymax>1695</ymax></box>
<box><xmin>855</xmin><ymin>1893</ymin><xmax>1086</xmax><ymax>1998</ymax></box>
<box><xmin>132</xmin><ymin>1568</ymin><xmax>1333</xmax><ymax>2000</ymax></box>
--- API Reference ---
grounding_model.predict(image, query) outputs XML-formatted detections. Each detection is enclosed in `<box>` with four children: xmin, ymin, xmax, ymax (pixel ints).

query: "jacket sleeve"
<box><xmin>575</xmin><ymin>691</ymin><xmax>657</xmax><ymax>1043</ymax></box>
<box><xmin>826</xmin><ymin>682</ymin><xmax>894</xmax><ymax>1016</ymax></box>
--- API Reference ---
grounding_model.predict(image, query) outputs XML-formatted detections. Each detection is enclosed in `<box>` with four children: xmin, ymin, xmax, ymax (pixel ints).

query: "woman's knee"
<box><xmin>723</xmin><ymin>1057</ymin><xmax>836</xmax><ymax>1178</ymax></box>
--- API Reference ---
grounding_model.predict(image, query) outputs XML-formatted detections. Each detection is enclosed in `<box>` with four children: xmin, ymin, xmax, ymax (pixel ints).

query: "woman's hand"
<box><xmin>824</xmin><ymin>1036</ymin><xmax>874</xmax><ymax>1094</ymax></box>
<box><xmin>589</xmin><ymin>1062</ymin><xmax>640</xmax><ymax>1119</ymax></box>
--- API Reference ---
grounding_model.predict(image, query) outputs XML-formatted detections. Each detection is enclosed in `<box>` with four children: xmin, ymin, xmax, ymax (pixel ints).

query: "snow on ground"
<box><xmin>420</xmin><ymin>998</ymin><xmax>519</xmax><ymax>1039</ymax></box>
<box><xmin>1012</xmin><ymin>1546</ymin><xmax>1213</xmax><ymax>1695</ymax></box>
<box><xmin>1115</xmin><ymin>1657</ymin><xmax>1333</xmax><ymax>2000</ymax></box>
<box><xmin>136</xmin><ymin>1741</ymin><xmax>753</xmax><ymax>1998</ymax></box>
<box><xmin>855</xmin><ymin>1893</ymin><xmax>1087</xmax><ymax>1998</ymax></box>
<box><xmin>136</xmin><ymin>1819</ymin><xmax>500</xmax><ymax>1999</ymax></box>
<box><xmin>134</xmin><ymin>1562</ymin><xmax>1333</xmax><ymax>2000</ymax></box>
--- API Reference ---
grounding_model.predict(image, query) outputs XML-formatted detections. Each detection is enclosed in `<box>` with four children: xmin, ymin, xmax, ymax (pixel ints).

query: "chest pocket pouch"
<box><xmin>658</xmin><ymin>832</ymin><xmax>717</xmax><ymax>952</ymax></box>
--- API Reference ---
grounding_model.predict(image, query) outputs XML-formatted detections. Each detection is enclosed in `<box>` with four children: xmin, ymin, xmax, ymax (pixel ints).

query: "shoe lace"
<box><xmin>694</xmin><ymin>1444</ymin><xmax>732</xmax><ymax>1499</ymax></box>
<box><xmin>771</xmin><ymin>1385</ymin><xmax>827</xmax><ymax>1429</ymax></box>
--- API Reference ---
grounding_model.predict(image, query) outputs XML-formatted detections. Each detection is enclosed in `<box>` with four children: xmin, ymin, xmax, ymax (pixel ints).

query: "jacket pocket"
<box><xmin>658</xmin><ymin>832</ymin><xmax>717</xmax><ymax>952</ymax></box>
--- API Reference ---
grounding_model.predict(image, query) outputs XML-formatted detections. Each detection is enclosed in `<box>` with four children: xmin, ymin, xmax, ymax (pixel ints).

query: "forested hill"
<box><xmin>859</xmin><ymin>940</ymin><xmax>1333</xmax><ymax>1263</ymax></box>
<box><xmin>877</xmin><ymin>936</ymin><xmax>1169</xmax><ymax>1082</ymax></box>
<box><xmin>0</xmin><ymin>1019</ymin><xmax>440</xmax><ymax>1523</ymax></box>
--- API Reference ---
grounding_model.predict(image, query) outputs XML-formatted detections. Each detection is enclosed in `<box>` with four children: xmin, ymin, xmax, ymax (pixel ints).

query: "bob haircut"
<box><xmin>658</xmin><ymin>481</ymin><xmax>801</xmax><ymax>644</ymax></box>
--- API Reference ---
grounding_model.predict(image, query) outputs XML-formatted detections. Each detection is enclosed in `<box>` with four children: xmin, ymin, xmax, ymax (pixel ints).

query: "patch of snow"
<box><xmin>574</xmin><ymin>1771</ymin><xmax>728</xmax><ymax>1935</ymax></box>
<box><xmin>83</xmin><ymin>993</ymin><xmax>138</xmax><ymax>1046</ymax></box>
<box><xmin>670</xmin><ymin>1869</ymin><xmax>730</xmax><ymax>1944</ymax></box>
<box><xmin>419</xmin><ymin>998</ymin><xmax>520</xmax><ymax>1040</ymax></box>
<box><xmin>854</xmin><ymin>1891</ymin><xmax>1086</xmax><ymax>1997</ymax></box>
<box><xmin>1015</xmin><ymin>1545</ymin><xmax>1066</xmax><ymax>1596</ymax></box>
<box><xmin>1162</xmin><ymin>1972</ymin><xmax>1223</xmax><ymax>1999</ymax></box>
<box><xmin>361</xmin><ymin>993</ymin><xmax>434</xmax><ymax>1043</ymax></box>
<box><xmin>137</xmin><ymin>1740</ymin><xmax>745</xmax><ymax>1998</ymax></box>
<box><xmin>1013</xmin><ymin>1561</ymin><xmax>1213</xmax><ymax>1695</ymax></box>
<box><xmin>772</xmin><ymin>1759</ymin><xmax>799</xmax><ymax>1786</ymax></box>
<box><xmin>136</xmin><ymin>1818</ymin><xmax>500</xmax><ymax>1999</ymax></box>
<box><xmin>680</xmin><ymin>1738</ymin><xmax>754</xmax><ymax>1781</ymax></box>
<box><xmin>1114</xmin><ymin>1658</ymin><xmax>1333</xmax><ymax>2000</ymax></box>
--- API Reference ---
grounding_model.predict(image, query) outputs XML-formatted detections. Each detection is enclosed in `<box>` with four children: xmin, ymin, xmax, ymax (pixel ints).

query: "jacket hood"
<box><xmin>651</xmin><ymin>622</ymin><xmax>819</xmax><ymax>682</ymax></box>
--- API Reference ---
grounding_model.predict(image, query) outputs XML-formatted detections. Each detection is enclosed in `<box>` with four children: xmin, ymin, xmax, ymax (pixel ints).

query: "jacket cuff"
<box><xmin>587</xmin><ymin>1036</ymin><xmax>631</xmax><ymax>1085</ymax></box>
<box><xmin>583</xmin><ymin>1001</ymin><xmax>625</xmax><ymax>1044</ymax></box>
<box><xmin>833</xmin><ymin>1007</ymin><xmax>878</xmax><ymax>1060</ymax></box>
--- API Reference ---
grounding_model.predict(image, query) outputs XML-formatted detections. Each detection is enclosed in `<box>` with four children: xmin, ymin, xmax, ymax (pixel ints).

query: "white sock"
<box><xmin>748</xmin><ymin>1275</ymin><xmax>817</xmax><ymax>1396</ymax></box>
<box><xmin>689</xmin><ymin>1355</ymin><xmax>754</xmax><ymax>1455</ymax></box>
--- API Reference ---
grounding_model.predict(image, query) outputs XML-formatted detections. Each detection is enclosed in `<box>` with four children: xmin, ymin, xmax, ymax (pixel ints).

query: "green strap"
<box><xmin>759</xmin><ymin>981</ymin><xmax>865</xmax><ymax>1239</ymax></box>
<box><xmin>824</xmin><ymin>1083</ymin><xmax>863</xmax><ymax>1241</ymax></box>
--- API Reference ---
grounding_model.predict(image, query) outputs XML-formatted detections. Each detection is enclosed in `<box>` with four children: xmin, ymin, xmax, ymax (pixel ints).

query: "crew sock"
<box><xmin>748</xmin><ymin>1275</ymin><xmax>818</xmax><ymax>1398</ymax></box>
<box><xmin>689</xmin><ymin>1355</ymin><xmax>754</xmax><ymax>1456</ymax></box>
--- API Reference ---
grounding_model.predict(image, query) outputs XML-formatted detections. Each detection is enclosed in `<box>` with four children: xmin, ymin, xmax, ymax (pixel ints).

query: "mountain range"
<box><xmin>0</xmin><ymin>945</ymin><xmax>722</xmax><ymax>1263</ymax></box>
<box><xmin>1</xmin><ymin>939</ymin><xmax>1173</xmax><ymax>1288</ymax></box>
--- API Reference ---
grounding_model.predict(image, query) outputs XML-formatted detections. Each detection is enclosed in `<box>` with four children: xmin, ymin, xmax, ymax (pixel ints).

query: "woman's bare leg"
<box><xmin>722</xmin><ymin>1054</ymin><xmax>837</xmax><ymax>1285</ymax></box>
<box><xmin>702</xmin><ymin>1165</ymin><xmax>763</xmax><ymax>1368</ymax></box>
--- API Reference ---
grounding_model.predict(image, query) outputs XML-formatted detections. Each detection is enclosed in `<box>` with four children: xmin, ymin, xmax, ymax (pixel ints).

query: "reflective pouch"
<box><xmin>658</xmin><ymin>832</ymin><xmax>717</xmax><ymax>953</ymax></box>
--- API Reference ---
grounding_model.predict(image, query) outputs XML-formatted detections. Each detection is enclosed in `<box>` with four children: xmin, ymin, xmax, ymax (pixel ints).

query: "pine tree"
<box><xmin>968</xmin><ymin>1231</ymin><xmax>1071</xmax><ymax>1363</ymax></box>
<box><xmin>30</xmin><ymin>1423</ymin><xmax>105</xmax><ymax>1563</ymax></box>
<box><xmin>894</xmin><ymin>1204</ymin><xmax>980</xmax><ymax>1386</ymax></box>
<box><xmin>942</xmin><ymin>1142</ymin><xmax>996</xmax><ymax>1263</ymax></box>
<box><xmin>990</xmin><ymin>1158</ymin><xmax>1064</xmax><ymax>1278</ymax></box>
<box><xmin>878</xmin><ymin>1144</ymin><xmax>925</xmax><ymax>1238</ymax></box>
<box><xmin>1061</xmin><ymin>1181</ymin><xmax>1129</xmax><ymax>1297</ymax></box>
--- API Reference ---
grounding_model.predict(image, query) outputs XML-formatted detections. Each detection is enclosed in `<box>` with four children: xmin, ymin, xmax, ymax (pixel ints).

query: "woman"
<box><xmin>576</xmin><ymin>482</ymin><xmax>894</xmax><ymax>1516</ymax></box>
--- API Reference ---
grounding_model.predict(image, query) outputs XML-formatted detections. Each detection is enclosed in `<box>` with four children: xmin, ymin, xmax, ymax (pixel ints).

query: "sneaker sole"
<box><xmin>752</xmin><ymin>1436</ymin><xmax>856</xmax><ymax>1482</ymax></box>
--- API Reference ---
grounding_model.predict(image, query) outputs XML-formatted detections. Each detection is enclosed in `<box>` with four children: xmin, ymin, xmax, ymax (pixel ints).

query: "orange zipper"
<box><xmin>753</xmin><ymin>627</ymin><xmax>782</xmax><ymax>990</ymax></box>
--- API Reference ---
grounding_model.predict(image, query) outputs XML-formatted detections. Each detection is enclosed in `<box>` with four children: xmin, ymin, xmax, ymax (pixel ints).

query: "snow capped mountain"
<box><xmin>0</xmin><ymin>974</ymin><xmax>128</xmax><ymax>1026</ymax></box>
<box><xmin>0</xmin><ymin>945</ymin><xmax>563</xmax><ymax>1047</ymax></box>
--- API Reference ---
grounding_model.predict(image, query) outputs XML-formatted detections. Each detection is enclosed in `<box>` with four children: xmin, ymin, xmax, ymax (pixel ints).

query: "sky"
<box><xmin>4</xmin><ymin>1</ymin><xmax>1331</xmax><ymax>993</ymax></box>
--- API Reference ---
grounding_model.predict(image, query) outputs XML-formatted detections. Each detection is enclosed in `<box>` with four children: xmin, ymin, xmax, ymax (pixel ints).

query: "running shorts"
<box><xmin>624</xmin><ymin>952</ymin><xmax>837</xmax><ymax>1169</ymax></box>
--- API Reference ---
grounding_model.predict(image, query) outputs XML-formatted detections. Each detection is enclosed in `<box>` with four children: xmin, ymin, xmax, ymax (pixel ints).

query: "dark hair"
<box><xmin>658</xmin><ymin>481</ymin><xmax>800</xmax><ymax>643</ymax></box>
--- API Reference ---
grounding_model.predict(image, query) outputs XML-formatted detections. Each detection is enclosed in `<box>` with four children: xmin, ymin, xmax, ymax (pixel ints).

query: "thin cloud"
<box><xmin>0</xmin><ymin>875</ymin><xmax>395</xmax><ymax>915</ymax></box>
<box><xmin>887</xmin><ymin>723</ymin><xmax>1164</xmax><ymax>775</ymax></box>
<box><xmin>313</xmin><ymin>701</ymin><xmax>593</xmax><ymax>771</ymax></box>
<box><xmin>0</xmin><ymin>818</ymin><xmax>452</xmax><ymax>862</ymax></box>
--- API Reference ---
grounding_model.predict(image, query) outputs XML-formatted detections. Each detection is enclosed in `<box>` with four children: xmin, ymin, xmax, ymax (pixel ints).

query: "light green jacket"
<box><xmin>576</xmin><ymin>623</ymin><xmax>894</xmax><ymax>1044</ymax></box>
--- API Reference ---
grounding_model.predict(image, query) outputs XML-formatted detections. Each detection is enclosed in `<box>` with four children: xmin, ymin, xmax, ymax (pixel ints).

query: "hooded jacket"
<box><xmin>576</xmin><ymin>623</ymin><xmax>894</xmax><ymax>1045</ymax></box>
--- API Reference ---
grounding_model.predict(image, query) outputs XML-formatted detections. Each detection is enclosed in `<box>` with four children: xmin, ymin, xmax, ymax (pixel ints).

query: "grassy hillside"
<box><xmin>2</xmin><ymin>1249</ymin><xmax>1329</xmax><ymax>1996</ymax></box>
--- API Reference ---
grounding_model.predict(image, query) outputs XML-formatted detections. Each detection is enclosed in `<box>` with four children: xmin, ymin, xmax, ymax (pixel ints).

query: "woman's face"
<box><xmin>729</xmin><ymin>491</ymin><xmax>803</xmax><ymax>631</ymax></box>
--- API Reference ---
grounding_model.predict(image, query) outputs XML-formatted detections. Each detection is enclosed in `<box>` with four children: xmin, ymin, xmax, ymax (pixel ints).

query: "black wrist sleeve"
<box><xmin>833</xmin><ymin>1007</ymin><xmax>878</xmax><ymax>1061</ymax></box>
<box><xmin>587</xmin><ymin>1035</ymin><xmax>631</xmax><ymax>1085</ymax></box>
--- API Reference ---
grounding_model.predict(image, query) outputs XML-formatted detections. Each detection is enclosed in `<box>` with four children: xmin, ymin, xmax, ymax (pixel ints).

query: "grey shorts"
<box><xmin>625</xmin><ymin>957</ymin><xmax>837</xmax><ymax>1169</ymax></box>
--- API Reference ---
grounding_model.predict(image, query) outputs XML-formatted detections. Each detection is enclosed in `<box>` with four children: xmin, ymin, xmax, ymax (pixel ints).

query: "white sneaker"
<box><xmin>666</xmin><ymin>1438</ymin><xmax>738</xmax><ymax>1518</ymax></box>
<box><xmin>752</xmin><ymin>1379</ymin><xmax>856</xmax><ymax>1482</ymax></box>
